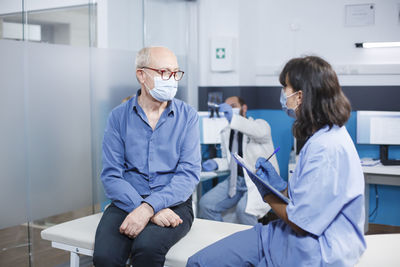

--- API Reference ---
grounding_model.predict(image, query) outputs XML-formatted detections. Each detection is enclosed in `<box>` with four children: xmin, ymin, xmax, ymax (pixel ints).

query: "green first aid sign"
<box><xmin>216</xmin><ymin>48</ymin><xmax>225</xmax><ymax>59</ymax></box>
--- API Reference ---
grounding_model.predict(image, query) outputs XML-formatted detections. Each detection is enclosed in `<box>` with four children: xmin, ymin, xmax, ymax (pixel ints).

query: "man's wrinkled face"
<box><xmin>138</xmin><ymin>47</ymin><xmax>179</xmax><ymax>90</ymax></box>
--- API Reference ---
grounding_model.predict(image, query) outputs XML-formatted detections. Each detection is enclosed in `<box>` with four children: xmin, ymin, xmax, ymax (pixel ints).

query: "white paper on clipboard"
<box><xmin>231</xmin><ymin>152</ymin><xmax>291</xmax><ymax>204</ymax></box>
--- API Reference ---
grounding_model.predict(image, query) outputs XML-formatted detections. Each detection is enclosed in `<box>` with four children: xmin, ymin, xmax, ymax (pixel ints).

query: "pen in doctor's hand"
<box><xmin>256</xmin><ymin>146</ymin><xmax>280</xmax><ymax>173</ymax></box>
<box><xmin>265</xmin><ymin>147</ymin><xmax>280</xmax><ymax>162</ymax></box>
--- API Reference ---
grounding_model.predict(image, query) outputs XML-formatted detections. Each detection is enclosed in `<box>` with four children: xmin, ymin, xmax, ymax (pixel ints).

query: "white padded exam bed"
<box><xmin>41</xmin><ymin>213</ymin><xmax>400</xmax><ymax>267</ymax></box>
<box><xmin>41</xmin><ymin>213</ymin><xmax>251</xmax><ymax>267</ymax></box>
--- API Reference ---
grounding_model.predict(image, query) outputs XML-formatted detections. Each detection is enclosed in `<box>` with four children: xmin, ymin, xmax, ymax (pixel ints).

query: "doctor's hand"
<box><xmin>202</xmin><ymin>159</ymin><xmax>218</xmax><ymax>171</ymax></box>
<box><xmin>151</xmin><ymin>208</ymin><xmax>183</xmax><ymax>228</ymax></box>
<box><xmin>255</xmin><ymin>158</ymin><xmax>287</xmax><ymax>193</ymax></box>
<box><xmin>119</xmin><ymin>202</ymin><xmax>154</xmax><ymax>239</ymax></box>
<box><xmin>218</xmin><ymin>103</ymin><xmax>233</xmax><ymax>122</ymax></box>
<box><xmin>246</xmin><ymin>169</ymin><xmax>272</xmax><ymax>199</ymax></box>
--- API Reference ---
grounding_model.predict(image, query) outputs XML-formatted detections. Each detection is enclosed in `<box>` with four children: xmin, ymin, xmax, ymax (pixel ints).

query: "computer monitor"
<box><xmin>356</xmin><ymin>111</ymin><xmax>400</xmax><ymax>165</ymax></box>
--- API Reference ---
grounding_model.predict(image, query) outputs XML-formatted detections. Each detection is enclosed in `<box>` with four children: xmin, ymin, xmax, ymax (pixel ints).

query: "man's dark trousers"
<box><xmin>93</xmin><ymin>198</ymin><xmax>193</xmax><ymax>267</ymax></box>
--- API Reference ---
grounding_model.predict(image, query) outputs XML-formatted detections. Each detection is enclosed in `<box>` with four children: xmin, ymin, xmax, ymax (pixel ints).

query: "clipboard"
<box><xmin>231</xmin><ymin>152</ymin><xmax>291</xmax><ymax>204</ymax></box>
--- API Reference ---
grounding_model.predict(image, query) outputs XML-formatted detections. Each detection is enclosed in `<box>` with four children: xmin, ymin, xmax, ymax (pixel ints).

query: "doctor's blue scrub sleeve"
<box><xmin>286</xmin><ymin>126</ymin><xmax>365</xmax><ymax>237</ymax></box>
<box><xmin>261</xmin><ymin>126</ymin><xmax>366</xmax><ymax>267</ymax></box>
<box><xmin>101</xmin><ymin>108</ymin><xmax>144</xmax><ymax>213</ymax></box>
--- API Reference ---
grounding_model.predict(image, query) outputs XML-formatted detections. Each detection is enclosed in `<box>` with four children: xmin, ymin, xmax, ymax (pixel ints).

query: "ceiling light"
<box><xmin>355</xmin><ymin>42</ymin><xmax>400</xmax><ymax>48</ymax></box>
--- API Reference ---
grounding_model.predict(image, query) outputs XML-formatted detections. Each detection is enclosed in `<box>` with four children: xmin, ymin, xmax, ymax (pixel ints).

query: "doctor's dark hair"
<box><xmin>237</xmin><ymin>96</ymin><xmax>246</xmax><ymax>106</ymax></box>
<box><xmin>279</xmin><ymin>56</ymin><xmax>351</xmax><ymax>140</ymax></box>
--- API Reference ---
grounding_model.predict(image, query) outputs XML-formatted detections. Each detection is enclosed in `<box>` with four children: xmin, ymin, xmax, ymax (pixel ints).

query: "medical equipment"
<box><xmin>207</xmin><ymin>92</ymin><xmax>223</xmax><ymax>118</ymax></box>
<box><xmin>357</xmin><ymin>111</ymin><xmax>400</xmax><ymax>165</ymax></box>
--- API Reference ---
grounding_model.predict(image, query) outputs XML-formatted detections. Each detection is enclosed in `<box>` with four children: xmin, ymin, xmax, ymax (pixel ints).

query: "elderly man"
<box><xmin>93</xmin><ymin>46</ymin><xmax>201</xmax><ymax>267</ymax></box>
<box><xmin>199</xmin><ymin>96</ymin><xmax>279</xmax><ymax>225</ymax></box>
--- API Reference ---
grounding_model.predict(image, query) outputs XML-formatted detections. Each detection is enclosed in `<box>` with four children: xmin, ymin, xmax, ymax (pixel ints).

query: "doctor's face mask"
<box><xmin>280</xmin><ymin>88</ymin><xmax>299</xmax><ymax>119</ymax></box>
<box><xmin>232</xmin><ymin>108</ymin><xmax>241</xmax><ymax>115</ymax></box>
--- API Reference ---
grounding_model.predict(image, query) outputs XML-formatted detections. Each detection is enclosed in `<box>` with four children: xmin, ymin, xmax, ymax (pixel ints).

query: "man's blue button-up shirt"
<box><xmin>101</xmin><ymin>91</ymin><xmax>201</xmax><ymax>214</ymax></box>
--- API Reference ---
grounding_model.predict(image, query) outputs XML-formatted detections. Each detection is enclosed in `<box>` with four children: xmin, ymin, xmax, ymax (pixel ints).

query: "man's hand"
<box><xmin>151</xmin><ymin>208</ymin><xmax>183</xmax><ymax>228</ymax></box>
<box><xmin>119</xmin><ymin>202</ymin><xmax>154</xmax><ymax>238</ymax></box>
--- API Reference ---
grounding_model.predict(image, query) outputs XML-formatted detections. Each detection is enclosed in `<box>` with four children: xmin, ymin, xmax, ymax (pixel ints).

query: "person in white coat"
<box><xmin>198</xmin><ymin>96</ymin><xmax>279</xmax><ymax>225</ymax></box>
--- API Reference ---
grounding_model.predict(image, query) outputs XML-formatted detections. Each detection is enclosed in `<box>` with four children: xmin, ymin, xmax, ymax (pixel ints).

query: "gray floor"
<box><xmin>0</xmin><ymin>205</ymin><xmax>98</xmax><ymax>267</ymax></box>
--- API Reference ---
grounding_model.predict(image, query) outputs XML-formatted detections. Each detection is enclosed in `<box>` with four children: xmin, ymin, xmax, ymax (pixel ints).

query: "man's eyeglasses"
<box><xmin>142</xmin><ymin>67</ymin><xmax>184</xmax><ymax>81</ymax></box>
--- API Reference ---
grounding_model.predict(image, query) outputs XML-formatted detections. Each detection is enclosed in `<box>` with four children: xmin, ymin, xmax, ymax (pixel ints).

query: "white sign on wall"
<box><xmin>345</xmin><ymin>3</ymin><xmax>375</xmax><ymax>27</ymax></box>
<box><xmin>210</xmin><ymin>37</ymin><xmax>235</xmax><ymax>72</ymax></box>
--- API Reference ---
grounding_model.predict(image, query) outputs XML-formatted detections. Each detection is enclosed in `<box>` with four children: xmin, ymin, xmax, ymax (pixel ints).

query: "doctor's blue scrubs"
<box><xmin>187</xmin><ymin>125</ymin><xmax>366</xmax><ymax>267</ymax></box>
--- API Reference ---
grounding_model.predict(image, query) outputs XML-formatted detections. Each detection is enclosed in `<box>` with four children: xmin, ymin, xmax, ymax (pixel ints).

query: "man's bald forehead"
<box><xmin>148</xmin><ymin>46</ymin><xmax>178</xmax><ymax>69</ymax></box>
<box><xmin>149</xmin><ymin>46</ymin><xmax>174</xmax><ymax>55</ymax></box>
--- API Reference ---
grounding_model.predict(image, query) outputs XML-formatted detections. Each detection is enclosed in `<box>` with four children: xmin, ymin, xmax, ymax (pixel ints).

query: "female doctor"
<box><xmin>186</xmin><ymin>56</ymin><xmax>366</xmax><ymax>267</ymax></box>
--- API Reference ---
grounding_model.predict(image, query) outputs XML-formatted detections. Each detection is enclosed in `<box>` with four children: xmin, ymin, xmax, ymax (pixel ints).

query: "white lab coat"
<box><xmin>212</xmin><ymin>114</ymin><xmax>279</xmax><ymax>218</ymax></box>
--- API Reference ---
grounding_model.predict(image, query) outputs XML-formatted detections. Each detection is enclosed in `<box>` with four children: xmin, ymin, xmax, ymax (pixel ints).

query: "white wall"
<box><xmin>97</xmin><ymin>0</ymin><xmax>143</xmax><ymax>50</ymax></box>
<box><xmin>198</xmin><ymin>0</ymin><xmax>240</xmax><ymax>86</ymax></box>
<box><xmin>198</xmin><ymin>0</ymin><xmax>400</xmax><ymax>87</ymax></box>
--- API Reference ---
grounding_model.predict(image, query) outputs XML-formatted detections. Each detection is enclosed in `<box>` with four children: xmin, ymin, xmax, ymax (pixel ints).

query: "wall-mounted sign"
<box><xmin>345</xmin><ymin>3</ymin><xmax>375</xmax><ymax>27</ymax></box>
<box><xmin>210</xmin><ymin>37</ymin><xmax>234</xmax><ymax>72</ymax></box>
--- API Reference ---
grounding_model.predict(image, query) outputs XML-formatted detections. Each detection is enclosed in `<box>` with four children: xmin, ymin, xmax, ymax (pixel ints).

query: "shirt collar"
<box><xmin>166</xmin><ymin>100</ymin><xmax>175</xmax><ymax>116</ymax></box>
<box><xmin>132</xmin><ymin>89</ymin><xmax>175</xmax><ymax>116</ymax></box>
<box><xmin>308</xmin><ymin>125</ymin><xmax>339</xmax><ymax>142</ymax></box>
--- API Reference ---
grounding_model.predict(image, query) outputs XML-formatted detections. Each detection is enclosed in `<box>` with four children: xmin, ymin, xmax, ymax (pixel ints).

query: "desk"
<box><xmin>193</xmin><ymin>170</ymin><xmax>230</xmax><ymax>217</ymax></box>
<box><xmin>363</xmin><ymin>164</ymin><xmax>400</xmax><ymax>232</ymax></box>
<box><xmin>199</xmin><ymin>170</ymin><xmax>230</xmax><ymax>192</ymax></box>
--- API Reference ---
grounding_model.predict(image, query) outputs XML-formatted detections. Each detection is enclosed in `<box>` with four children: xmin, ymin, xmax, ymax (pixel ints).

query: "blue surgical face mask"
<box><xmin>143</xmin><ymin>71</ymin><xmax>178</xmax><ymax>102</ymax></box>
<box><xmin>280</xmin><ymin>88</ymin><xmax>298</xmax><ymax>119</ymax></box>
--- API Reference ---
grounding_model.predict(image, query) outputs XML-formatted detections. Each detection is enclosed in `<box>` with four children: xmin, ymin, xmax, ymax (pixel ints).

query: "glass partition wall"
<box><xmin>0</xmin><ymin>0</ymin><xmax>197</xmax><ymax>266</ymax></box>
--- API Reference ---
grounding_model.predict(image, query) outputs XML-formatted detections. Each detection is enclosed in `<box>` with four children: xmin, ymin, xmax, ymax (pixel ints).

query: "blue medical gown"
<box><xmin>260</xmin><ymin>125</ymin><xmax>366</xmax><ymax>266</ymax></box>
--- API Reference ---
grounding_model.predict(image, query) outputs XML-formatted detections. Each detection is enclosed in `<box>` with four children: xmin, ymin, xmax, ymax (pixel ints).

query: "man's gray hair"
<box><xmin>135</xmin><ymin>47</ymin><xmax>152</xmax><ymax>69</ymax></box>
